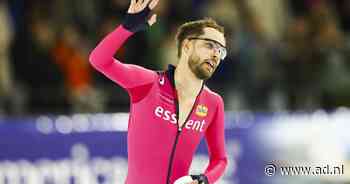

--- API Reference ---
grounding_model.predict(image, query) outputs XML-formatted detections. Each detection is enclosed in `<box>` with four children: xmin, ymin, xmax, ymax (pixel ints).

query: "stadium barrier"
<box><xmin>0</xmin><ymin>110</ymin><xmax>349</xmax><ymax>184</ymax></box>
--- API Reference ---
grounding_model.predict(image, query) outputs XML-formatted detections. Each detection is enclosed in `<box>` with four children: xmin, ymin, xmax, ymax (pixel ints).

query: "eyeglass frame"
<box><xmin>187</xmin><ymin>37</ymin><xmax>227</xmax><ymax>60</ymax></box>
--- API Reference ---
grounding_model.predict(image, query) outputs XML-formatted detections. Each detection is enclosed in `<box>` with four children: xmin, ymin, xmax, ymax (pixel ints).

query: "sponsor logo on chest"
<box><xmin>154</xmin><ymin>106</ymin><xmax>206</xmax><ymax>132</ymax></box>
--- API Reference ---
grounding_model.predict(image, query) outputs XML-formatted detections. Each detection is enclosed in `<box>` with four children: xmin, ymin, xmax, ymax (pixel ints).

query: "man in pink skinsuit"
<box><xmin>89</xmin><ymin>0</ymin><xmax>228</xmax><ymax>183</ymax></box>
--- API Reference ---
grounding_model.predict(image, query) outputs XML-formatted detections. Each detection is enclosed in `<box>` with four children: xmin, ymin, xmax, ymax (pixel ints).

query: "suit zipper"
<box><xmin>165</xmin><ymin>85</ymin><xmax>203</xmax><ymax>184</ymax></box>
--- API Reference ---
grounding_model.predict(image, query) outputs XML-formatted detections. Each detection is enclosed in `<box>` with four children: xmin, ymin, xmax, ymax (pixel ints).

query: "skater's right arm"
<box><xmin>89</xmin><ymin>0</ymin><xmax>159</xmax><ymax>91</ymax></box>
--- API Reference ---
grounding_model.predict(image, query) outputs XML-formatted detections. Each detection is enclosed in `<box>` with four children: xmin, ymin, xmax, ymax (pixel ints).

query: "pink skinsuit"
<box><xmin>89</xmin><ymin>25</ymin><xmax>228</xmax><ymax>184</ymax></box>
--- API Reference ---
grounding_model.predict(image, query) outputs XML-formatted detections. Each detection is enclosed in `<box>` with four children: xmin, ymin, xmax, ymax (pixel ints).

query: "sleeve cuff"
<box><xmin>190</xmin><ymin>174</ymin><xmax>209</xmax><ymax>184</ymax></box>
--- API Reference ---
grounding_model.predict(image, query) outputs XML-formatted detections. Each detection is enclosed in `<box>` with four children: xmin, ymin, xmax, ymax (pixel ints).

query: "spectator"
<box><xmin>0</xmin><ymin>0</ymin><xmax>14</xmax><ymax>114</ymax></box>
<box><xmin>52</xmin><ymin>25</ymin><xmax>104</xmax><ymax>113</ymax></box>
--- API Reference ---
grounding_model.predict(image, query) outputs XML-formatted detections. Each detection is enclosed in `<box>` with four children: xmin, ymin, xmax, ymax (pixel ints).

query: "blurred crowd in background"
<box><xmin>1</xmin><ymin>0</ymin><xmax>350</xmax><ymax>115</ymax></box>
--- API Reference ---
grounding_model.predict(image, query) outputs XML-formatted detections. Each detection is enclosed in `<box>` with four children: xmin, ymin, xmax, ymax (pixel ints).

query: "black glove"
<box><xmin>191</xmin><ymin>174</ymin><xmax>209</xmax><ymax>184</ymax></box>
<box><xmin>122</xmin><ymin>6</ymin><xmax>152</xmax><ymax>33</ymax></box>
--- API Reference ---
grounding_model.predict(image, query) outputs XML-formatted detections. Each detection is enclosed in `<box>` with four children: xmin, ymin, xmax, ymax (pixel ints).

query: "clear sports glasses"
<box><xmin>188</xmin><ymin>37</ymin><xmax>227</xmax><ymax>60</ymax></box>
